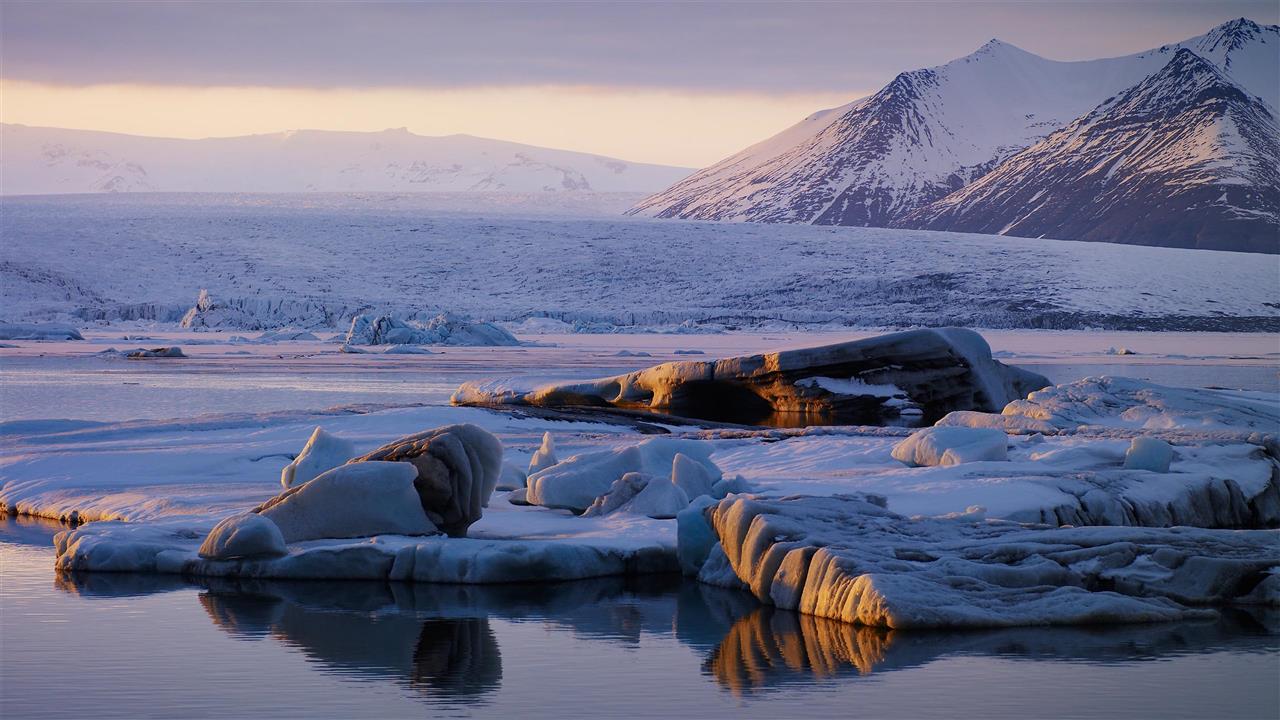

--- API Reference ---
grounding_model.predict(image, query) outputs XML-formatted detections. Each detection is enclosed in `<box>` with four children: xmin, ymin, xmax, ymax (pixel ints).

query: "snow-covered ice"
<box><xmin>4</xmin><ymin>195</ymin><xmax>1277</xmax><ymax>332</ymax></box>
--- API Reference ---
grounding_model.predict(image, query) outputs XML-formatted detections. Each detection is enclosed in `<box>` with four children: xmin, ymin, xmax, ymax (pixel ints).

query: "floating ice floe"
<box><xmin>689</xmin><ymin>494</ymin><xmax>1278</xmax><ymax>628</ymax></box>
<box><xmin>0</xmin><ymin>322</ymin><xmax>83</xmax><ymax>340</ymax></box>
<box><xmin>452</xmin><ymin>328</ymin><xmax>1049</xmax><ymax>425</ymax></box>
<box><xmin>345</xmin><ymin>313</ymin><xmax>518</xmax><ymax>347</ymax></box>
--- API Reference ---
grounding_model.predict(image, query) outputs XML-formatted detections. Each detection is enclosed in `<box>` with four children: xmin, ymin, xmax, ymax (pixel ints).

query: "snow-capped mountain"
<box><xmin>904</xmin><ymin>49</ymin><xmax>1280</xmax><ymax>253</ymax></box>
<box><xmin>1</xmin><ymin>125</ymin><xmax>693</xmax><ymax>195</ymax></box>
<box><xmin>630</xmin><ymin>19</ymin><xmax>1278</xmax><ymax>252</ymax></box>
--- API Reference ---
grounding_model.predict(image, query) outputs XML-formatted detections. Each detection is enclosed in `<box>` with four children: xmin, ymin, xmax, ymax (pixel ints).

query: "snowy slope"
<box><xmin>0</xmin><ymin>125</ymin><xmax>693</xmax><ymax>195</ymax></box>
<box><xmin>629</xmin><ymin>19</ymin><xmax>1279</xmax><ymax>250</ymax></box>
<box><xmin>1</xmin><ymin>194</ymin><xmax>1275</xmax><ymax>332</ymax></box>
<box><xmin>904</xmin><ymin>49</ymin><xmax>1280</xmax><ymax>253</ymax></box>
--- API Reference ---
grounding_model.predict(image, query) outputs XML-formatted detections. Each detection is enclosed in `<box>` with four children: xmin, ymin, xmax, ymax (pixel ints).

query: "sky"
<box><xmin>2</xmin><ymin>1</ymin><xmax>1277</xmax><ymax>167</ymax></box>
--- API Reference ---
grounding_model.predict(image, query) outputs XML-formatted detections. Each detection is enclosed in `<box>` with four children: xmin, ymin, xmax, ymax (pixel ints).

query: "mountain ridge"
<box><xmin>628</xmin><ymin>19</ymin><xmax>1279</xmax><ymax>252</ymax></box>
<box><xmin>0</xmin><ymin>124</ymin><xmax>694</xmax><ymax>195</ymax></box>
<box><xmin>902</xmin><ymin>48</ymin><xmax>1280</xmax><ymax>253</ymax></box>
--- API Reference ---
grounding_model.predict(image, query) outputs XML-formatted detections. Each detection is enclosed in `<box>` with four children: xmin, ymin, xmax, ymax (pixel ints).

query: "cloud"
<box><xmin>3</xmin><ymin>1</ymin><xmax>1276</xmax><ymax>93</ymax></box>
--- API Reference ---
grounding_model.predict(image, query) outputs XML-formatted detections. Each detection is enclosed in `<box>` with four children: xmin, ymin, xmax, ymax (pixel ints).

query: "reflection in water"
<box><xmin>51</xmin><ymin>563</ymin><xmax>1280</xmax><ymax>704</ymax></box>
<box><xmin>708</xmin><ymin>606</ymin><xmax>1280</xmax><ymax>695</ymax></box>
<box><xmin>54</xmin><ymin>571</ymin><xmax>751</xmax><ymax>704</ymax></box>
<box><xmin>6</xmin><ymin>515</ymin><xmax>1276</xmax><ymax>717</ymax></box>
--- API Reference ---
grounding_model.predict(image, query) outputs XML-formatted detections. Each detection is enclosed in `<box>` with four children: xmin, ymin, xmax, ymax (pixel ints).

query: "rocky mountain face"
<box><xmin>904</xmin><ymin>49</ymin><xmax>1280</xmax><ymax>253</ymax></box>
<box><xmin>631</xmin><ymin>19</ymin><xmax>1279</xmax><ymax>253</ymax></box>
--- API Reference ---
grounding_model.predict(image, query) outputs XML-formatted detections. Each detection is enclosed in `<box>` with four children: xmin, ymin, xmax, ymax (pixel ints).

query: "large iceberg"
<box><xmin>692</xmin><ymin>494</ymin><xmax>1278</xmax><ymax>628</ymax></box>
<box><xmin>453</xmin><ymin>328</ymin><xmax>1049</xmax><ymax>425</ymax></box>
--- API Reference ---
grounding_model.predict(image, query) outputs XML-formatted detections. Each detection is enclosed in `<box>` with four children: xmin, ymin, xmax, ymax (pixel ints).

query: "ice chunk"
<box><xmin>672</xmin><ymin>452</ymin><xmax>715</xmax><ymax>499</ymax></box>
<box><xmin>626</xmin><ymin>476</ymin><xmax>690</xmax><ymax>519</ymax></box>
<box><xmin>891</xmin><ymin>426</ymin><xmax>1008</xmax><ymax>467</ymax></box>
<box><xmin>0</xmin><ymin>323</ymin><xmax>83</xmax><ymax>340</ymax></box>
<box><xmin>345</xmin><ymin>313</ymin><xmax>518</xmax><ymax>347</ymax></box>
<box><xmin>581</xmin><ymin>472</ymin><xmax>690</xmax><ymax>519</ymax></box>
<box><xmin>711</xmin><ymin>475</ymin><xmax>753</xmax><ymax>498</ymax></box>
<box><xmin>126</xmin><ymin>347</ymin><xmax>186</xmax><ymax>358</ymax></box>
<box><xmin>281</xmin><ymin>427</ymin><xmax>355</xmax><ymax>489</ymax></box>
<box><xmin>257</xmin><ymin>461</ymin><xmax>438</xmax><ymax>542</ymax></box>
<box><xmin>349</xmin><ymin>424</ymin><xmax>503</xmax><ymax>537</ymax></box>
<box><xmin>199</xmin><ymin>513</ymin><xmax>287</xmax><ymax>560</ymax></box>
<box><xmin>528</xmin><ymin>432</ymin><xmax>558</xmax><ymax>475</ymax></box>
<box><xmin>526</xmin><ymin>437</ymin><xmax>720</xmax><ymax>513</ymax></box>
<box><xmin>677</xmin><ymin>495</ymin><xmax>719</xmax><ymax>576</ymax></box>
<box><xmin>1124</xmin><ymin>437</ymin><xmax>1174</xmax><ymax>472</ymax></box>
<box><xmin>701</xmin><ymin>494</ymin><xmax>1278</xmax><ymax>628</ymax></box>
<box><xmin>582</xmin><ymin>472</ymin><xmax>651</xmax><ymax>517</ymax></box>
<box><xmin>453</xmin><ymin>328</ymin><xmax>1049</xmax><ymax>425</ymax></box>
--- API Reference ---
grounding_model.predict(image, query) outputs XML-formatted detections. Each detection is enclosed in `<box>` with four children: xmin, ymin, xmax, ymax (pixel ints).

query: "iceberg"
<box><xmin>0</xmin><ymin>322</ymin><xmax>83</xmax><ymax>340</ymax></box>
<box><xmin>345</xmin><ymin>313</ymin><xmax>518</xmax><ymax>347</ymax></box>
<box><xmin>257</xmin><ymin>461</ymin><xmax>439</xmax><ymax>542</ymax></box>
<box><xmin>198</xmin><ymin>513</ymin><xmax>287</xmax><ymax>560</ymax></box>
<box><xmin>695</xmin><ymin>494</ymin><xmax>1278</xmax><ymax>628</ymax></box>
<box><xmin>526</xmin><ymin>436</ymin><xmax>721</xmax><ymax>513</ymax></box>
<box><xmin>453</xmin><ymin>328</ymin><xmax>1049</xmax><ymax>425</ymax></box>
<box><xmin>891</xmin><ymin>426</ymin><xmax>1009</xmax><ymax>467</ymax></box>
<box><xmin>348</xmin><ymin>424</ymin><xmax>503</xmax><ymax>537</ymax></box>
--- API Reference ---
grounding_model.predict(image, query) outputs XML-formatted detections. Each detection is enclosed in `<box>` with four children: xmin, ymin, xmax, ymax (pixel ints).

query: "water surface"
<box><xmin>3</xmin><ymin>519</ymin><xmax>1276</xmax><ymax>719</ymax></box>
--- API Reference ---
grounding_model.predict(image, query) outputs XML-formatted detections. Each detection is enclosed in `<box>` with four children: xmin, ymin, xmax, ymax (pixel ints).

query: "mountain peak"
<box><xmin>973</xmin><ymin>37</ymin><xmax>1030</xmax><ymax>56</ymax></box>
<box><xmin>1215</xmin><ymin>17</ymin><xmax>1264</xmax><ymax>35</ymax></box>
<box><xmin>1198</xmin><ymin>17</ymin><xmax>1277</xmax><ymax>54</ymax></box>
